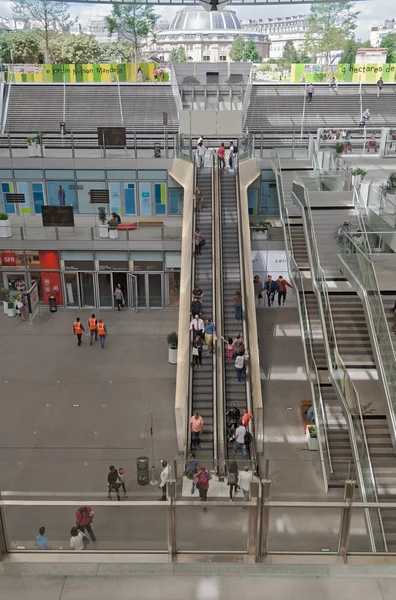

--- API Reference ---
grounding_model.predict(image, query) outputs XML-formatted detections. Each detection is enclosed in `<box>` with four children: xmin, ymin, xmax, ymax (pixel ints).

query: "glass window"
<box><xmin>32</xmin><ymin>182</ymin><xmax>45</xmax><ymax>214</ymax></box>
<box><xmin>165</xmin><ymin>252</ymin><xmax>181</xmax><ymax>269</ymax></box>
<box><xmin>95</xmin><ymin>251</ymin><xmax>128</xmax><ymax>260</ymax></box>
<box><xmin>137</xmin><ymin>170</ymin><xmax>167</xmax><ymax>181</ymax></box>
<box><xmin>167</xmin><ymin>272</ymin><xmax>180</xmax><ymax>307</ymax></box>
<box><xmin>203</xmin><ymin>56</ymin><xmax>210</xmax><ymax>61</ymax></box>
<box><xmin>107</xmin><ymin>170</ymin><xmax>136</xmax><ymax>180</ymax></box>
<box><xmin>261</xmin><ymin>170</ymin><xmax>276</xmax><ymax>180</ymax></box>
<box><xmin>75</xmin><ymin>170</ymin><xmax>106</xmax><ymax>180</ymax></box>
<box><xmin>130</xmin><ymin>251</ymin><xmax>162</xmax><ymax>260</ymax></box>
<box><xmin>248</xmin><ymin>188</ymin><xmax>258</xmax><ymax>216</ymax></box>
<box><xmin>212</xmin><ymin>13</ymin><xmax>223</xmax><ymax>28</ymax></box>
<box><xmin>220</xmin><ymin>55</ymin><xmax>227</xmax><ymax>61</ymax></box>
<box><xmin>16</xmin><ymin>182</ymin><xmax>31</xmax><ymax>215</ymax></box>
<box><xmin>139</xmin><ymin>182</ymin><xmax>152</xmax><ymax>216</ymax></box>
<box><xmin>169</xmin><ymin>188</ymin><xmax>183</xmax><ymax>215</ymax></box>
<box><xmin>260</xmin><ymin>181</ymin><xmax>278</xmax><ymax>215</ymax></box>
<box><xmin>1</xmin><ymin>182</ymin><xmax>16</xmax><ymax>214</ymax></box>
<box><xmin>109</xmin><ymin>182</ymin><xmax>121</xmax><ymax>215</ymax></box>
<box><xmin>61</xmin><ymin>251</ymin><xmax>94</xmax><ymax>260</ymax></box>
<box><xmin>124</xmin><ymin>183</ymin><xmax>136</xmax><ymax>215</ymax></box>
<box><xmin>14</xmin><ymin>169</ymin><xmax>43</xmax><ymax>179</ymax></box>
<box><xmin>77</xmin><ymin>182</ymin><xmax>106</xmax><ymax>214</ymax></box>
<box><xmin>45</xmin><ymin>170</ymin><xmax>74</xmax><ymax>180</ymax></box>
<box><xmin>46</xmin><ymin>181</ymin><xmax>77</xmax><ymax>212</ymax></box>
<box><xmin>0</xmin><ymin>170</ymin><xmax>13</xmax><ymax>179</ymax></box>
<box><xmin>155</xmin><ymin>183</ymin><xmax>166</xmax><ymax>216</ymax></box>
<box><xmin>25</xmin><ymin>251</ymin><xmax>41</xmax><ymax>268</ymax></box>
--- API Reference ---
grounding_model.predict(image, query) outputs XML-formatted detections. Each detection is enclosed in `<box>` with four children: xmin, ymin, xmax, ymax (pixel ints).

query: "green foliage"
<box><xmin>308</xmin><ymin>425</ymin><xmax>317</xmax><ymax>438</ymax></box>
<box><xmin>0</xmin><ymin>213</ymin><xmax>9</xmax><ymax>220</ymax></box>
<box><xmin>334</xmin><ymin>141</ymin><xmax>346</xmax><ymax>155</ymax></box>
<box><xmin>385</xmin><ymin>172</ymin><xmax>396</xmax><ymax>192</ymax></box>
<box><xmin>380</xmin><ymin>34</ymin><xmax>396</xmax><ymax>64</ymax></box>
<box><xmin>250</xmin><ymin>220</ymin><xmax>272</xmax><ymax>232</ymax></box>
<box><xmin>100</xmin><ymin>41</ymin><xmax>135</xmax><ymax>62</ymax></box>
<box><xmin>244</xmin><ymin>40</ymin><xmax>260</xmax><ymax>62</ymax></box>
<box><xmin>97</xmin><ymin>207</ymin><xmax>108</xmax><ymax>225</ymax></box>
<box><xmin>7</xmin><ymin>301</ymin><xmax>14</xmax><ymax>309</ymax></box>
<box><xmin>27</xmin><ymin>134</ymin><xmax>41</xmax><ymax>144</ymax></box>
<box><xmin>305</xmin><ymin>2</ymin><xmax>359</xmax><ymax>69</ymax></box>
<box><xmin>0</xmin><ymin>30</ymin><xmax>43</xmax><ymax>63</ymax></box>
<box><xmin>229</xmin><ymin>35</ymin><xmax>245</xmax><ymax>62</ymax></box>
<box><xmin>107</xmin><ymin>219</ymin><xmax>117</xmax><ymax>230</ymax></box>
<box><xmin>281</xmin><ymin>40</ymin><xmax>299</xmax><ymax>69</ymax></box>
<box><xmin>170</xmin><ymin>46</ymin><xmax>187</xmax><ymax>62</ymax></box>
<box><xmin>340</xmin><ymin>39</ymin><xmax>371</xmax><ymax>64</ymax></box>
<box><xmin>0</xmin><ymin>288</ymin><xmax>10</xmax><ymax>301</ymax></box>
<box><xmin>0</xmin><ymin>32</ymin><xmax>13</xmax><ymax>63</ymax></box>
<box><xmin>167</xmin><ymin>331</ymin><xmax>178</xmax><ymax>349</ymax></box>
<box><xmin>52</xmin><ymin>33</ymin><xmax>101</xmax><ymax>63</ymax></box>
<box><xmin>105</xmin><ymin>4</ymin><xmax>157</xmax><ymax>64</ymax></box>
<box><xmin>352</xmin><ymin>168</ymin><xmax>367</xmax><ymax>177</ymax></box>
<box><xmin>11</xmin><ymin>0</ymin><xmax>77</xmax><ymax>61</ymax></box>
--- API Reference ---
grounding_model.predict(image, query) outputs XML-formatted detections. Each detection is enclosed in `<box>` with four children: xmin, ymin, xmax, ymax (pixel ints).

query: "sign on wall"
<box><xmin>291</xmin><ymin>63</ymin><xmax>396</xmax><ymax>83</ymax></box>
<box><xmin>7</xmin><ymin>63</ymin><xmax>169</xmax><ymax>83</ymax></box>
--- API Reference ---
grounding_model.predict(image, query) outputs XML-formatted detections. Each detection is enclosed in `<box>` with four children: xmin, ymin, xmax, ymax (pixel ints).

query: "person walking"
<box><xmin>194</xmin><ymin>466</ymin><xmax>212</xmax><ymax>511</ymax></box>
<box><xmin>227</xmin><ymin>461</ymin><xmax>239</xmax><ymax>502</ymax></box>
<box><xmin>329</xmin><ymin>76</ymin><xmax>337</xmax><ymax>91</ymax></box>
<box><xmin>73</xmin><ymin>317</ymin><xmax>84</xmax><ymax>346</ymax></box>
<box><xmin>70</xmin><ymin>527</ymin><xmax>85</xmax><ymax>550</ymax></box>
<box><xmin>197</xmin><ymin>141</ymin><xmax>207</xmax><ymax>169</ymax></box>
<box><xmin>159</xmin><ymin>460</ymin><xmax>172</xmax><ymax>500</ymax></box>
<box><xmin>114</xmin><ymin>283</ymin><xmax>124</xmax><ymax>311</ymax></box>
<box><xmin>238</xmin><ymin>465</ymin><xmax>253</xmax><ymax>506</ymax></box>
<box><xmin>117</xmin><ymin>468</ymin><xmax>127</xmax><ymax>498</ymax></box>
<box><xmin>307</xmin><ymin>83</ymin><xmax>314</xmax><ymax>103</ymax></box>
<box><xmin>194</xmin><ymin>186</ymin><xmax>203</xmax><ymax>212</ymax></box>
<box><xmin>204</xmin><ymin>318</ymin><xmax>216</xmax><ymax>355</ymax></box>
<box><xmin>377</xmin><ymin>77</ymin><xmax>383</xmax><ymax>97</ymax></box>
<box><xmin>34</xmin><ymin>526</ymin><xmax>50</xmax><ymax>550</ymax></box>
<box><xmin>186</xmin><ymin>452</ymin><xmax>199</xmax><ymax>494</ymax></box>
<box><xmin>137</xmin><ymin>67</ymin><xmax>143</xmax><ymax>82</ymax></box>
<box><xmin>221</xmin><ymin>336</ymin><xmax>234</xmax><ymax>361</ymax></box>
<box><xmin>253</xmin><ymin>275</ymin><xmax>263</xmax><ymax>307</ymax></box>
<box><xmin>233</xmin><ymin>289</ymin><xmax>242</xmax><ymax>322</ymax></box>
<box><xmin>97</xmin><ymin>318</ymin><xmax>107</xmax><ymax>348</ymax></box>
<box><xmin>229</xmin><ymin>142</ymin><xmax>235</xmax><ymax>173</ymax></box>
<box><xmin>153</xmin><ymin>67</ymin><xmax>158</xmax><ymax>83</ymax></box>
<box><xmin>233</xmin><ymin>421</ymin><xmax>247</xmax><ymax>460</ymax></box>
<box><xmin>190</xmin><ymin>411</ymin><xmax>204</xmax><ymax>450</ymax></box>
<box><xmin>190</xmin><ymin>314</ymin><xmax>205</xmax><ymax>337</ymax></box>
<box><xmin>226</xmin><ymin>403</ymin><xmax>241</xmax><ymax>441</ymax></box>
<box><xmin>264</xmin><ymin>275</ymin><xmax>277</xmax><ymax>307</ymax></box>
<box><xmin>235</xmin><ymin>350</ymin><xmax>247</xmax><ymax>382</ymax></box>
<box><xmin>75</xmin><ymin>506</ymin><xmax>96</xmax><ymax>542</ymax></box>
<box><xmin>276</xmin><ymin>275</ymin><xmax>292</xmax><ymax>306</ymax></box>
<box><xmin>242</xmin><ymin>407</ymin><xmax>253</xmax><ymax>429</ymax></box>
<box><xmin>192</xmin><ymin>334</ymin><xmax>203</xmax><ymax>368</ymax></box>
<box><xmin>194</xmin><ymin>227</ymin><xmax>203</xmax><ymax>256</ymax></box>
<box><xmin>107</xmin><ymin>465</ymin><xmax>121</xmax><ymax>501</ymax></box>
<box><xmin>16</xmin><ymin>296</ymin><xmax>26</xmax><ymax>321</ymax></box>
<box><xmin>192</xmin><ymin>283</ymin><xmax>204</xmax><ymax>302</ymax></box>
<box><xmin>218</xmin><ymin>142</ymin><xmax>226</xmax><ymax>171</ymax></box>
<box><xmin>191</xmin><ymin>296</ymin><xmax>202</xmax><ymax>318</ymax></box>
<box><xmin>232</xmin><ymin>332</ymin><xmax>245</xmax><ymax>357</ymax></box>
<box><xmin>88</xmin><ymin>313</ymin><xmax>98</xmax><ymax>346</ymax></box>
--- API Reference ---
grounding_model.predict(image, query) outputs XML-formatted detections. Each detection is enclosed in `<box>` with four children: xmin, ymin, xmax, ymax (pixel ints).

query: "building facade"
<box><xmin>370</xmin><ymin>19</ymin><xmax>396</xmax><ymax>47</ymax></box>
<box><xmin>242</xmin><ymin>15</ymin><xmax>306</xmax><ymax>59</ymax></box>
<box><xmin>154</xmin><ymin>7</ymin><xmax>269</xmax><ymax>63</ymax></box>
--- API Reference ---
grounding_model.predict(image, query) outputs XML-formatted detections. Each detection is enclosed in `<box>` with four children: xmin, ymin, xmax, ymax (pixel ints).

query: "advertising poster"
<box><xmin>8</xmin><ymin>63</ymin><xmax>169</xmax><ymax>83</ymax></box>
<box><xmin>290</xmin><ymin>63</ymin><xmax>396</xmax><ymax>83</ymax></box>
<box><xmin>46</xmin><ymin>181</ymin><xmax>77</xmax><ymax>212</ymax></box>
<box><xmin>251</xmin><ymin>250</ymin><xmax>295</xmax><ymax>306</ymax></box>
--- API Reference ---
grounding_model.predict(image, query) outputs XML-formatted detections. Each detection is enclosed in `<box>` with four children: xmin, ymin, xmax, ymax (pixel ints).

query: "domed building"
<box><xmin>153</xmin><ymin>7</ymin><xmax>270</xmax><ymax>63</ymax></box>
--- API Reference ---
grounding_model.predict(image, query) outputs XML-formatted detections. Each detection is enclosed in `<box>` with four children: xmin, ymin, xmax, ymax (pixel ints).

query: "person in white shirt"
<box><xmin>70</xmin><ymin>527</ymin><xmax>85</xmax><ymax>550</ymax></box>
<box><xmin>197</xmin><ymin>142</ymin><xmax>207</xmax><ymax>168</ymax></box>
<box><xmin>235</xmin><ymin>351</ymin><xmax>248</xmax><ymax>382</ymax></box>
<box><xmin>238</xmin><ymin>465</ymin><xmax>253</xmax><ymax>503</ymax></box>
<box><xmin>159</xmin><ymin>460</ymin><xmax>172</xmax><ymax>500</ymax></box>
<box><xmin>190</xmin><ymin>315</ymin><xmax>204</xmax><ymax>336</ymax></box>
<box><xmin>233</xmin><ymin>422</ymin><xmax>247</xmax><ymax>460</ymax></box>
<box><xmin>196</xmin><ymin>136</ymin><xmax>203</xmax><ymax>147</ymax></box>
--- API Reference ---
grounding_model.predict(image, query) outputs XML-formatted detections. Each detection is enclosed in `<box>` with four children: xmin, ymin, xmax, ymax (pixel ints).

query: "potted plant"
<box><xmin>384</xmin><ymin>172</ymin><xmax>396</xmax><ymax>197</ymax></box>
<box><xmin>108</xmin><ymin>218</ymin><xmax>119</xmax><ymax>240</ymax></box>
<box><xmin>250</xmin><ymin>220</ymin><xmax>272</xmax><ymax>241</ymax></box>
<box><xmin>27</xmin><ymin>134</ymin><xmax>41</xmax><ymax>157</ymax></box>
<box><xmin>7</xmin><ymin>300</ymin><xmax>16</xmax><ymax>318</ymax></box>
<box><xmin>97</xmin><ymin>207</ymin><xmax>109</xmax><ymax>239</ymax></box>
<box><xmin>0</xmin><ymin>213</ymin><xmax>11</xmax><ymax>238</ymax></box>
<box><xmin>351</xmin><ymin>168</ymin><xmax>367</xmax><ymax>187</ymax></box>
<box><xmin>306</xmin><ymin>424</ymin><xmax>319</xmax><ymax>451</ymax></box>
<box><xmin>0</xmin><ymin>288</ymin><xmax>10</xmax><ymax>314</ymax></box>
<box><xmin>334</xmin><ymin>141</ymin><xmax>346</xmax><ymax>156</ymax></box>
<box><xmin>167</xmin><ymin>331</ymin><xmax>178</xmax><ymax>364</ymax></box>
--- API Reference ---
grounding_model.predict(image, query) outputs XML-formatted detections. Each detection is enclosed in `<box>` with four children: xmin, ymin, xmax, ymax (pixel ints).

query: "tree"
<box><xmin>11</xmin><ymin>0</ymin><xmax>76</xmax><ymax>62</ymax></box>
<box><xmin>100</xmin><ymin>41</ymin><xmax>135</xmax><ymax>63</ymax></box>
<box><xmin>340</xmin><ymin>39</ymin><xmax>371</xmax><ymax>64</ymax></box>
<box><xmin>52</xmin><ymin>33</ymin><xmax>101</xmax><ymax>63</ymax></box>
<box><xmin>12</xmin><ymin>31</ymin><xmax>43</xmax><ymax>62</ymax></box>
<box><xmin>380</xmin><ymin>34</ymin><xmax>396</xmax><ymax>63</ymax></box>
<box><xmin>170</xmin><ymin>46</ymin><xmax>186</xmax><ymax>62</ymax></box>
<box><xmin>230</xmin><ymin>35</ymin><xmax>245</xmax><ymax>62</ymax></box>
<box><xmin>105</xmin><ymin>5</ymin><xmax>157</xmax><ymax>76</ymax></box>
<box><xmin>244</xmin><ymin>40</ymin><xmax>260</xmax><ymax>62</ymax></box>
<box><xmin>305</xmin><ymin>2</ymin><xmax>360</xmax><ymax>69</ymax></box>
<box><xmin>281</xmin><ymin>40</ymin><xmax>299</xmax><ymax>68</ymax></box>
<box><xmin>0</xmin><ymin>32</ymin><xmax>13</xmax><ymax>63</ymax></box>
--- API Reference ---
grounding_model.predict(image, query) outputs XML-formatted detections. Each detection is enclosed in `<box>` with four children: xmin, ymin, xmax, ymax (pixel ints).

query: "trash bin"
<box><xmin>49</xmin><ymin>295</ymin><xmax>57</xmax><ymax>312</ymax></box>
<box><xmin>136</xmin><ymin>456</ymin><xmax>150</xmax><ymax>486</ymax></box>
<box><xmin>154</xmin><ymin>143</ymin><xmax>161</xmax><ymax>158</ymax></box>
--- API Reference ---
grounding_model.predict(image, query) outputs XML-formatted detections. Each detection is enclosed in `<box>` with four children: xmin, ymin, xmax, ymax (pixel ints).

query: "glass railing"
<box><xmin>2</xmin><ymin>225</ymin><xmax>182</xmax><ymax>243</ymax></box>
<box><xmin>338</xmin><ymin>231</ymin><xmax>396</xmax><ymax>441</ymax></box>
<box><xmin>313</xmin><ymin>148</ymin><xmax>351</xmax><ymax>192</ymax></box>
<box><xmin>292</xmin><ymin>174</ymin><xmax>387</xmax><ymax>552</ymax></box>
<box><xmin>271</xmin><ymin>153</ymin><xmax>332</xmax><ymax>491</ymax></box>
<box><xmin>366</xmin><ymin>184</ymin><xmax>396</xmax><ymax>230</ymax></box>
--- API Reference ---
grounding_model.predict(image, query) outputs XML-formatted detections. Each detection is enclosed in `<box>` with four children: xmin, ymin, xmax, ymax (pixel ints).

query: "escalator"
<box><xmin>190</xmin><ymin>168</ymin><xmax>214</xmax><ymax>463</ymax></box>
<box><xmin>220</xmin><ymin>172</ymin><xmax>249</xmax><ymax>457</ymax></box>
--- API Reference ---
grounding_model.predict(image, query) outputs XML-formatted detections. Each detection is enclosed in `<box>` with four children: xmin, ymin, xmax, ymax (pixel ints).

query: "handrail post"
<box><xmin>338</xmin><ymin>479</ymin><xmax>355</xmax><ymax>561</ymax></box>
<box><xmin>256</xmin><ymin>478</ymin><xmax>271</xmax><ymax>560</ymax></box>
<box><xmin>167</xmin><ymin>482</ymin><xmax>176</xmax><ymax>561</ymax></box>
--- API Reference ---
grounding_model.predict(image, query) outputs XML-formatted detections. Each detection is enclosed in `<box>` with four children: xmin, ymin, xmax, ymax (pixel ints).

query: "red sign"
<box><xmin>1</xmin><ymin>252</ymin><xmax>16</xmax><ymax>266</ymax></box>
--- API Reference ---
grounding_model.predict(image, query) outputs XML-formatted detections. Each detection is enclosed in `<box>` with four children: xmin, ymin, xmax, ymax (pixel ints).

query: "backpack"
<box><xmin>244</xmin><ymin>431</ymin><xmax>252</xmax><ymax>446</ymax></box>
<box><xmin>233</xmin><ymin>144</ymin><xmax>238</xmax><ymax>154</ymax></box>
<box><xmin>227</xmin><ymin>472</ymin><xmax>237</xmax><ymax>485</ymax></box>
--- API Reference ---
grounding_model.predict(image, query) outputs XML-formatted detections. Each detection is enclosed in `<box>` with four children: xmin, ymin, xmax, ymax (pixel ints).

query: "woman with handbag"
<box><xmin>194</xmin><ymin>227</ymin><xmax>203</xmax><ymax>256</ymax></box>
<box><xmin>192</xmin><ymin>335</ymin><xmax>203</xmax><ymax>368</ymax></box>
<box><xmin>194</xmin><ymin>467</ymin><xmax>212</xmax><ymax>511</ymax></box>
<box><xmin>227</xmin><ymin>461</ymin><xmax>239</xmax><ymax>502</ymax></box>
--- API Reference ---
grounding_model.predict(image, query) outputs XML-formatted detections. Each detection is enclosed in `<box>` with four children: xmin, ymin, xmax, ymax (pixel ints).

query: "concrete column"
<box><xmin>0</xmin><ymin>508</ymin><xmax>7</xmax><ymax>557</ymax></box>
<box><xmin>248</xmin><ymin>481</ymin><xmax>259</xmax><ymax>559</ymax></box>
<box><xmin>338</xmin><ymin>479</ymin><xmax>355</xmax><ymax>562</ymax></box>
<box><xmin>256</xmin><ymin>478</ymin><xmax>271</xmax><ymax>560</ymax></box>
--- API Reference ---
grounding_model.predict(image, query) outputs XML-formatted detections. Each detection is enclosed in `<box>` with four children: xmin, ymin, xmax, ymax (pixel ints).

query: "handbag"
<box><xmin>199</xmin><ymin>238</ymin><xmax>206</xmax><ymax>247</ymax></box>
<box><xmin>192</xmin><ymin>347</ymin><xmax>199</xmax><ymax>356</ymax></box>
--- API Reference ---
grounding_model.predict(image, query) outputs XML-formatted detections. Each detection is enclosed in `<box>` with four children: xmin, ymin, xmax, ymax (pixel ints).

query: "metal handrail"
<box><xmin>186</xmin><ymin>157</ymin><xmax>197</xmax><ymax>456</ymax></box>
<box><xmin>352</xmin><ymin>186</ymin><xmax>371</xmax><ymax>252</ymax></box>
<box><xmin>292</xmin><ymin>173</ymin><xmax>387</xmax><ymax>552</ymax></box>
<box><xmin>270</xmin><ymin>152</ymin><xmax>333</xmax><ymax>490</ymax></box>
<box><xmin>211</xmin><ymin>153</ymin><xmax>219</xmax><ymax>471</ymax></box>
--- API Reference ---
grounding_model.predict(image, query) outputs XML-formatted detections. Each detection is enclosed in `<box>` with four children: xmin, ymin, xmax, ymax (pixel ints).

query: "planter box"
<box><xmin>251</xmin><ymin>230</ymin><xmax>268</xmax><ymax>241</ymax></box>
<box><xmin>305</xmin><ymin>427</ymin><xmax>319</xmax><ymax>451</ymax></box>
<box><xmin>3</xmin><ymin>301</ymin><xmax>8</xmax><ymax>315</ymax></box>
<box><xmin>352</xmin><ymin>174</ymin><xmax>362</xmax><ymax>187</ymax></box>
<box><xmin>7</xmin><ymin>305</ymin><xmax>16</xmax><ymax>318</ymax></box>
<box><xmin>98</xmin><ymin>223</ymin><xmax>109</xmax><ymax>239</ymax></box>
<box><xmin>0</xmin><ymin>219</ymin><xmax>12</xmax><ymax>238</ymax></box>
<box><xmin>109</xmin><ymin>228</ymin><xmax>119</xmax><ymax>239</ymax></box>
<box><xmin>168</xmin><ymin>347</ymin><xmax>177</xmax><ymax>364</ymax></box>
<box><xmin>28</xmin><ymin>144</ymin><xmax>41</xmax><ymax>157</ymax></box>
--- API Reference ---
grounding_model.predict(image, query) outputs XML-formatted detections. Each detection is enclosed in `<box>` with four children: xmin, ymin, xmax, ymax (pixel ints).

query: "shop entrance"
<box><xmin>97</xmin><ymin>272</ymin><xmax>129</xmax><ymax>309</ymax></box>
<box><xmin>62</xmin><ymin>271</ymin><xmax>96</xmax><ymax>308</ymax></box>
<box><xmin>134</xmin><ymin>272</ymin><xmax>163</xmax><ymax>309</ymax></box>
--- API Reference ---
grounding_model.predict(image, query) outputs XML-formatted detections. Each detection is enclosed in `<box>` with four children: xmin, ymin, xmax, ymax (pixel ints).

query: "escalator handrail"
<box><xmin>186</xmin><ymin>157</ymin><xmax>197</xmax><ymax>456</ymax></box>
<box><xmin>211</xmin><ymin>153</ymin><xmax>219</xmax><ymax>469</ymax></box>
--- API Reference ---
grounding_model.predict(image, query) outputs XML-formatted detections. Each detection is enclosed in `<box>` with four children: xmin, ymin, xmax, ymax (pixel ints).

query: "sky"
<box><xmin>0</xmin><ymin>0</ymin><xmax>393</xmax><ymax>41</ymax></box>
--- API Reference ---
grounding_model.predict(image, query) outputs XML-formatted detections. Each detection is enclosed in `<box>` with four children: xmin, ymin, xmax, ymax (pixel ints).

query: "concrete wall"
<box><xmin>179</xmin><ymin>110</ymin><xmax>243</xmax><ymax>136</ymax></box>
<box><xmin>169</xmin><ymin>159</ymin><xmax>194</xmax><ymax>453</ymax></box>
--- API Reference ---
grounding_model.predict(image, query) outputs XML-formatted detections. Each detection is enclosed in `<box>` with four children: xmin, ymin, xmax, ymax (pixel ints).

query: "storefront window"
<box><xmin>25</xmin><ymin>251</ymin><xmax>40</xmax><ymax>268</ymax></box>
<box><xmin>77</xmin><ymin>182</ymin><xmax>106</xmax><ymax>214</ymax></box>
<box><xmin>155</xmin><ymin>183</ymin><xmax>167</xmax><ymax>216</ymax></box>
<box><xmin>32</xmin><ymin>183</ymin><xmax>45</xmax><ymax>214</ymax></box>
<box><xmin>139</xmin><ymin>182</ymin><xmax>152</xmax><ymax>216</ymax></box>
<box><xmin>16</xmin><ymin>182</ymin><xmax>32</xmax><ymax>215</ymax></box>
<box><xmin>248</xmin><ymin>189</ymin><xmax>258</xmax><ymax>216</ymax></box>
<box><xmin>46</xmin><ymin>181</ymin><xmax>77</xmax><ymax>212</ymax></box>
<box><xmin>124</xmin><ymin>183</ymin><xmax>136</xmax><ymax>215</ymax></box>
<box><xmin>109</xmin><ymin>182</ymin><xmax>121</xmax><ymax>215</ymax></box>
<box><xmin>167</xmin><ymin>272</ymin><xmax>180</xmax><ymax>307</ymax></box>
<box><xmin>0</xmin><ymin>251</ymin><xmax>25</xmax><ymax>268</ymax></box>
<box><xmin>1</xmin><ymin>182</ymin><xmax>16</xmax><ymax>214</ymax></box>
<box><xmin>169</xmin><ymin>188</ymin><xmax>183</xmax><ymax>215</ymax></box>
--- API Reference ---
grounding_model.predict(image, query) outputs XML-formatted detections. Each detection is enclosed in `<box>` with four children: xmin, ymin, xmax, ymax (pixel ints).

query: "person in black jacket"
<box><xmin>190</xmin><ymin>296</ymin><xmax>202</xmax><ymax>317</ymax></box>
<box><xmin>226</xmin><ymin>403</ymin><xmax>240</xmax><ymax>442</ymax></box>
<box><xmin>107</xmin><ymin>465</ymin><xmax>120</xmax><ymax>501</ymax></box>
<box><xmin>264</xmin><ymin>275</ymin><xmax>276</xmax><ymax>307</ymax></box>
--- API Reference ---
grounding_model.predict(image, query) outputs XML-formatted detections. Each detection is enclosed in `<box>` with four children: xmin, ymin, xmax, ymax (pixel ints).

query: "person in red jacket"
<box><xmin>75</xmin><ymin>506</ymin><xmax>96</xmax><ymax>542</ymax></box>
<box><xmin>275</xmin><ymin>275</ymin><xmax>293</xmax><ymax>306</ymax></box>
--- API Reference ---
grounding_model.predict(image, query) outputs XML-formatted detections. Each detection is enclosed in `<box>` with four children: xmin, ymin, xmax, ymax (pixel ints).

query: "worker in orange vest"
<box><xmin>88</xmin><ymin>313</ymin><xmax>98</xmax><ymax>345</ymax></box>
<box><xmin>97</xmin><ymin>318</ymin><xmax>107</xmax><ymax>349</ymax></box>
<box><xmin>73</xmin><ymin>317</ymin><xmax>85</xmax><ymax>346</ymax></box>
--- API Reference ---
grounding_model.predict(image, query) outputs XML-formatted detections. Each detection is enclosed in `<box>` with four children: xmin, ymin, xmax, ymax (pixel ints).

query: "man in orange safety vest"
<box><xmin>73</xmin><ymin>317</ymin><xmax>85</xmax><ymax>346</ymax></box>
<box><xmin>88</xmin><ymin>313</ymin><xmax>98</xmax><ymax>345</ymax></box>
<box><xmin>97</xmin><ymin>318</ymin><xmax>107</xmax><ymax>349</ymax></box>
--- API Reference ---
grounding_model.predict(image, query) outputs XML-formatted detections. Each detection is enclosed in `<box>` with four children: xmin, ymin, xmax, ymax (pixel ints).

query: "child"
<box><xmin>221</xmin><ymin>336</ymin><xmax>234</xmax><ymax>360</ymax></box>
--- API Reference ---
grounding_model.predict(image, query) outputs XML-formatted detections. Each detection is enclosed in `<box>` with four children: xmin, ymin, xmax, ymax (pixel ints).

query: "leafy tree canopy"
<box><xmin>170</xmin><ymin>46</ymin><xmax>187</xmax><ymax>62</ymax></box>
<box><xmin>229</xmin><ymin>35</ymin><xmax>245</xmax><ymax>62</ymax></box>
<box><xmin>244</xmin><ymin>39</ymin><xmax>260</xmax><ymax>62</ymax></box>
<box><xmin>281</xmin><ymin>40</ymin><xmax>299</xmax><ymax>68</ymax></box>
<box><xmin>380</xmin><ymin>34</ymin><xmax>396</xmax><ymax>63</ymax></box>
<box><xmin>52</xmin><ymin>33</ymin><xmax>101</xmax><ymax>63</ymax></box>
<box><xmin>100</xmin><ymin>41</ymin><xmax>135</xmax><ymax>62</ymax></box>
<box><xmin>105</xmin><ymin>5</ymin><xmax>157</xmax><ymax>50</ymax></box>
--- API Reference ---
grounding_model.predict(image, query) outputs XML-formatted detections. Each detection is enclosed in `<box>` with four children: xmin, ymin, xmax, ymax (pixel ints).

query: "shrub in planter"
<box><xmin>0</xmin><ymin>213</ymin><xmax>9</xmax><ymax>220</ymax></box>
<box><xmin>385</xmin><ymin>172</ymin><xmax>396</xmax><ymax>194</ymax></box>
<box><xmin>308</xmin><ymin>425</ymin><xmax>317</xmax><ymax>438</ymax></box>
<box><xmin>108</xmin><ymin>218</ymin><xmax>119</xmax><ymax>239</ymax></box>
<box><xmin>0</xmin><ymin>212</ymin><xmax>11</xmax><ymax>238</ymax></box>
<box><xmin>351</xmin><ymin>168</ymin><xmax>367</xmax><ymax>178</ymax></box>
<box><xmin>250</xmin><ymin>220</ymin><xmax>272</xmax><ymax>240</ymax></box>
<box><xmin>167</xmin><ymin>331</ymin><xmax>178</xmax><ymax>364</ymax></box>
<box><xmin>97</xmin><ymin>207</ymin><xmax>109</xmax><ymax>238</ymax></box>
<box><xmin>334</xmin><ymin>141</ymin><xmax>346</xmax><ymax>156</ymax></box>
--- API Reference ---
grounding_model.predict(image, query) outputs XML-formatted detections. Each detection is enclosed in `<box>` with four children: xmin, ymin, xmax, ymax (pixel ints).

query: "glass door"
<box><xmin>127</xmin><ymin>273</ymin><xmax>138</xmax><ymax>312</ymax></box>
<box><xmin>78</xmin><ymin>272</ymin><xmax>96</xmax><ymax>307</ymax></box>
<box><xmin>63</xmin><ymin>272</ymin><xmax>79</xmax><ymax>307</ymax></box>
<box><xmin>97</xmin><ymin>273</ymin><xmax>113</xmax><ymax>307</ymax></box>
<box><xmin>136</xmin><ymin>273</ymin><xmax>146</xmax><ymax>308</ymax></box>
<box><xmin>148</xmin><ymin>273</ymin><xmax>163</xmax><ymax>308</ymax></box>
